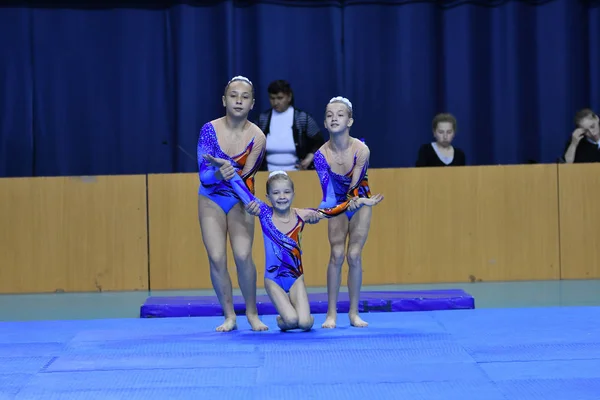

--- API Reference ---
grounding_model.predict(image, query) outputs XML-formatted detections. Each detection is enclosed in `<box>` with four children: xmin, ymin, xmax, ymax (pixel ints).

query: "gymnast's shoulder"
<box><xmin>352</xmin><ymin>137</ymin><xmax>370</xmax><ymax>151</ymax></box>
<box><xmin>352</xmin><ymin>138</ymin><xmax>370</xmax><ymax>160</ymax></box>
<box><xmin>247</xmin><ymin>121</ymin><xmax>266</xmax><ymax>144</ymax></box>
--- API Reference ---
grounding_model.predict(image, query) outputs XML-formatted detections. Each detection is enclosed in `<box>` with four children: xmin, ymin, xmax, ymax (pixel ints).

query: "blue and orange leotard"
<box><xmin>313</xmin><ymin>141</ymin><xmax>372</xmax><ymax>220</ymax></box>
<box><xmin>227</xmin><ymin>174</ymin><xmax>351</xmax><ymax>292</ymax></box>
<box><xmin>197</xmin><ymin>122</ymin><xmax>265</xmax><ymax>214</ymax></box>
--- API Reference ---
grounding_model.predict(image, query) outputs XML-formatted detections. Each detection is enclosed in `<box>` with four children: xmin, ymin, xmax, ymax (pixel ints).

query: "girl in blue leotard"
<box><xmin>313</xmin><ymin>96</ymin><xmax>378</xmax><ymax>329</ymax></box>
<box><xmin>197</xmin><ymin>76</ymin><xmax>268</xmax><ymax>333</ymax></box>
<box><xmin>203</xmin><ymin>154</ymin><xmax>383</xmax><ymax>331</ymax></box>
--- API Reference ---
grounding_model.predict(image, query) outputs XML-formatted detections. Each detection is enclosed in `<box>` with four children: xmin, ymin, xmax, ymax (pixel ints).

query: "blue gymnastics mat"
<box><xmin>140</xmin><ymin>289</ymin><xmax>475</xmax><ymax>318</ymax></box>
<box><xmin>1</xmin><ymin>307</ymin><xmax>600</xmax><ymax>399</ymax></box>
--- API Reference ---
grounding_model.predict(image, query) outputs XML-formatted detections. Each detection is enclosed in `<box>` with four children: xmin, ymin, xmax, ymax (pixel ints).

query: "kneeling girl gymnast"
<box><xmin>203</xmin><ymin>154</ymin><xmax>383</xmax><ymax>331</ymax></box>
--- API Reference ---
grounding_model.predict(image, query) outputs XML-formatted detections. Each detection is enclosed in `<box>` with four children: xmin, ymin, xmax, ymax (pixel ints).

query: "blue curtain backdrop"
<box><xmin>0</xmin><ymin>0</ymin><xmax>598</xmax><ymax>177</ymax></box>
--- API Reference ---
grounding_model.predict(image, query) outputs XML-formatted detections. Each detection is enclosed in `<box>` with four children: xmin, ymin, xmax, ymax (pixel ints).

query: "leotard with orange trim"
<box><xmin>197</xmin><ymin>122</ymin><xmax>265</xmax><ymax>213</ymax></box>
<box><xmin>313</xmin><ymin>142</ymin><xmax>371</xmax><ymax>220</ymax></box>
<box><xmin>227</xmin><ymin>173</ymin><xmax>352</xmax><ymax>292</ymax></box>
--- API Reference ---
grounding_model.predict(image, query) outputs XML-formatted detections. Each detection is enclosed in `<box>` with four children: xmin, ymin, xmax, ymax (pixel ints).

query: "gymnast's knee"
<box><xmin>297</xmin><ymin>316</ymin><xmax>314</xmax><ymax>331</ymax></box>
<box><xmin>329</xmin><ymin>245</ymin><xmax>346</xmax><ymax>268</ymax></box>
<box><xmin>281</xmin><ymin>313</ymin><xmax>299</xmax><ymax>328</ymax></box>
<box><xmin>207</xmin><ymin>252</ymin><xmax>227</xmax><ymax>271</ymax></box>
<box><xmin>232</xmin><ymin>248</ymin><xmax>253</xmax><ymax>269</ymax></box>
<box><xmin>346</xmin><ymin>246</ymin><xmax>363</xmax><ymax>268</ymax></box>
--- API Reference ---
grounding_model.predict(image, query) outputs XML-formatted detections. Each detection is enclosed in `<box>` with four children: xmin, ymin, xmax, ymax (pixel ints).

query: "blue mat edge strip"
<box><xmin>139</xmin><ymin>290</ymin><xmax>475</xmax><ymax>318</ymax></box>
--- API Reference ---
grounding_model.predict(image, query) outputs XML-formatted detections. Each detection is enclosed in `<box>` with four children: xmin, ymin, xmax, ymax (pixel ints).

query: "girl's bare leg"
<box><xmin>228</xmin><ymin>203</ymin><xmax>268</xmax><ymax>331</ymax></box>
<box><xmin>346</xmin><ymin>206</ymin><xmax>372</xmax><ymax>327</ymax></box>
<box><xmin>289</xmin><ymin>276</ymin><xmax>314</xmax><ymax>331</ymax></box>
<box><xmin>265</xmin><ymin>278</ymin><xmax>299</xmax><ymax>331</ymax></box>
<box><xmin>198</xmin><ymin>195</ymin><xmax>236</xmax><ymax>332</ymax></box>
<box><xmin>322</xmin><ymin>215</ymin><xmax>349</xmax><ymax>329</ymax></box>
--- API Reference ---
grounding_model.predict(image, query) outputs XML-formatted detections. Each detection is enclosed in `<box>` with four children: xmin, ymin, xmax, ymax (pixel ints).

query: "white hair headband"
<box><xmin>329</xmin><ymin>96</ymin><xmax>353</xmax><ymax>112</ymax></box>
<box><xmin>268</xmin><ymin>170</ymin><xmax>288</xmax><ymax>179</ymax></box>
<box><xmin>228</xmin><ymin>75</ymin><xmax>253</xmax><ymax>87</ymax></box>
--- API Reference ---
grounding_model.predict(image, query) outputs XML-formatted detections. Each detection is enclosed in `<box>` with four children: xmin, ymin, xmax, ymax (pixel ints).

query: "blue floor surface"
<box><xmin>1</xmin><ymin>307</ymin><xmax>599</xmax><ymax>399</ymax></box>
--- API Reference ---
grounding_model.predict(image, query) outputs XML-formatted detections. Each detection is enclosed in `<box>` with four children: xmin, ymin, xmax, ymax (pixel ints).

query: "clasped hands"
<box><xmin>302</xmin><ymin>193</ymin><xmax>383</xmax><ymax>224</ymax></box>
<box><xmin>203</xmin><ymin>154</ymin><xmax>236</xmax><ymax>180</ymax></box>
<box><xmin>203</xmin><ymin>154</ymin><xmax>267</xmax><ymax>217</ymax></box>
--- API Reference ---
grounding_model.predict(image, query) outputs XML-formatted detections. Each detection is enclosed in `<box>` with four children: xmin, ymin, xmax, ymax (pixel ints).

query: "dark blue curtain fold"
<box><xmin>29</xmin><ymin>8</ymin><xmax>172</xmax><ymax>176</ymax></box>
<box><xmin>343</xmin><ymin>2</ymin><xmax>442</xmax><ymax>167</ymax></box>
<box><xmin>0</xmin><ymin>0</ymin><xmax>598</xmax><ymax>177</ymax></box>
<box><xmin>166</xmin><ymin>2</ymin><xmax>234</xmax><ymax>173</ymax></box>
<box><xmin>589</xmin><ymin>3</ymin><xmax>600</xmax><ymax>111</ymax></box>
<box><xmin>0</xmin><ymin>8</ymin><xmax>34</xmax><ymax>177</ymax></box>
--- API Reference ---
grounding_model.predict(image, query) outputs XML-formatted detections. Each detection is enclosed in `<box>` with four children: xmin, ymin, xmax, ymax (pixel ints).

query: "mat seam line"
<box><xmin>11</xmin><ymin>373</ymin><xmax>35</xmax><ymax>398</ymax></box>
<box><xmin>475</xmin><ymin>356</ymin><xmax>600</xmax><ymax>364</ymax></box>
<box><xmin>40</xmin><ymin>366</ymin><xmax>260</xmax><ymax>373</ymax></box>
<box><xmin>474</xmin><ymin>360</ymin><xmax>511</xmax><ymax>400</ymax></box>
<box><xmin>432</xmin><ymin>313</ymin><xmax>510</xmax><ymax>399</ymax></box>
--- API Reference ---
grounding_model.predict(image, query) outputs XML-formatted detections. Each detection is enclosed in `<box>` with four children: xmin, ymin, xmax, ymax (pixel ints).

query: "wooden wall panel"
<box><xmin>362</xmin><ymin>165</ymin><xmax>560</xmax><ymax>284</ymax></box>
<box><xmin>0</xmin><ymin>175</ymin><xmax>148</xmax><ymax>294</ymax></box>
<box><xmin>558</xmin><ymin>163</ymin><xmax>600</xmax><ymax>279</ymax></box>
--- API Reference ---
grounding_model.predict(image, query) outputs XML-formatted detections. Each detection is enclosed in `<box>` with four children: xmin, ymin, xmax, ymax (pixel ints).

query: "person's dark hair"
<box><xmin>267</xmin><ymin>80</ymin><xmax>294</xmax><ymax>105</ymax></box>
<box><xmin>432</xmin><ymin>113</ymin><xmax>457</xmax><ymax>132</ymax></box>
<box><xmin>574</xmin><ymin>108</ymin><xmax>597</xmax><ymax>128</ymax></box>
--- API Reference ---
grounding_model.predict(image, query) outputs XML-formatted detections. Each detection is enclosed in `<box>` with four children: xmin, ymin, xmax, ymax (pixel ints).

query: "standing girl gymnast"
<box><xmin>313</xmin><ymin>96</ymin><xmax>378</xmax><ymax>329</ymax></box>
<box><xmin>203</xmin><ymin>154</ymin><xmax>383</xmax><ymax>331</ymax></box>
<box><xmin>197</xmin><ymin>76</ymin><xmax>268</xmax><ymax>332</ymax></box>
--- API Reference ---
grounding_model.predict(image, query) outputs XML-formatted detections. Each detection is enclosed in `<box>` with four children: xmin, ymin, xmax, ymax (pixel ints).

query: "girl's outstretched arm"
<box><xmin>297</xmin><ymin>194</ymin><xmax>384</xmax><ymax>224</ymax></box>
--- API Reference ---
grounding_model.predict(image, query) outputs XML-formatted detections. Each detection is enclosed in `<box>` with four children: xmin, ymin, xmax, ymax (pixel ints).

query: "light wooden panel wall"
<box><xmin>558</xmin><ymin>163</ymin><xmax>600</xmax><ymax>279</ymax></box>
<box><xmin>365</xmin><ymin>165</ymin><xmax>560</xmax><ymax>284</ymax></box>
<box><xmin>147</xmin><ymin>165</ymin><xmax>561</xmax><ymax>290</ymax></box>
<box><xmin>0</xmin><ymin>175</ymin><xmax>148</xmax><ymax>294</ymax></box>
<box><xmin>147</xmin><ymin>173</ymin><xmax>212</xmax><ymax>290</ymax></box>
<box><xmin>3</xmin><ymin>163</ymin><xmax>589</xmax><ymax>295</ymax></box>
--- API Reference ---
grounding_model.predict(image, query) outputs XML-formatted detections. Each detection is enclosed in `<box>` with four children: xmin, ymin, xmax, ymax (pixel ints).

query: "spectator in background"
<box><xmin>563</xmin><ymin>108</ymin><xmax>600</xmax><ymax>163</ymax></box>
<box><xmin>255</xmin><ymin>80</ymin><xmax>324</xmax><ymax>171</ymax></box>
<box><xmin>415</xmin><ymin>113</ymin><xmax>466</xmax><ymax>167</ymax></box>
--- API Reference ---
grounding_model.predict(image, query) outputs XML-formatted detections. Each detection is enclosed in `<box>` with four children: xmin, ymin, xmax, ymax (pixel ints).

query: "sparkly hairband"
<box><xmin>228</xmin><ymin>75</ymin><xmax>253</xmax><ymax>87</ymax></box>
<box><xmin>268</xmin><ymin>170</ymin><xmax>288</xmax><ymax>179</ymax></box>
<box><xmin>329</xmin><ymin>96</ymin><xmax>353</xmax><ymax>112</ymax></box>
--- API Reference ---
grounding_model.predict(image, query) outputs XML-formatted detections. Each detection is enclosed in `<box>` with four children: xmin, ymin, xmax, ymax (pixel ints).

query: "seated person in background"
<box><xmin>256</xmin><ymin>80</ymin><xmax>324</xmax><ymax>171</ymax></box>
<box><xmin>563</xmin><ymin>108</ymin><xmax>600</xmax><ymax>163</ymax></box>
<box><xmin>415</xmin><ymin>113</ymin><xmax>466</xmax><ymax>167</ymax></box>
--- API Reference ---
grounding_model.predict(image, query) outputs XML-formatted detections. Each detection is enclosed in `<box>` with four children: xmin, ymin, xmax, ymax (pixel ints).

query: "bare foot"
<box><xmin>247</xmin><ymin>314</ymin><xmax>268</xmax><ymax>331</ymax></box>
<box><xmin>349</xmin><ymin>313</ymin><xmax>368</xmax><ymax>328</ymax></box>
<box><xmin>216</xmin><ymin>317</ymin><xmax>237</xmax><ymax>332</ymax></box>
<box><xmin>321</xmin><ymin>314</ymin><xmax>337</xmax><ymax>329</ymax></box>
